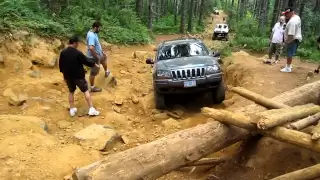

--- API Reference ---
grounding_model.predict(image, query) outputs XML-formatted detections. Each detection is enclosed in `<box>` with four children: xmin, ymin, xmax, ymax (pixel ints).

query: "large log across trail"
<box><xmin>202</xmin><ymin>108</ymin><xmax>320</xmax><ymax>153</ymax></box>
<box><xmin>72</xmin><ymin>81</ymin><xmax>320</xmax><ymax>180</ymax></box>
<box><xmin>230</xmin><ymin>86</ymin><xmax>290</xmax><ymax>109</ymax></box>
<box><xmin>270</xmin><ymin>164</ymin><xmax>320</xmax><ymax>180</ymax></box>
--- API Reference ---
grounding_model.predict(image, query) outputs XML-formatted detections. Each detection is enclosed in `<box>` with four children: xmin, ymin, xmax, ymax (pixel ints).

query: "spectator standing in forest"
<box><xmin>313</xmin><ymin>36</ymin><xmax>320</xmax><ymax>74</ymax></box>
<box><xmin>264</xmin><ymin>16</ymin><xmax>286</xmax><ymax>65</ymax></box>
<box><xmin>281</xmin><ymin>7</ymin><xmax>302</xmax><ymax>73</ymax></box>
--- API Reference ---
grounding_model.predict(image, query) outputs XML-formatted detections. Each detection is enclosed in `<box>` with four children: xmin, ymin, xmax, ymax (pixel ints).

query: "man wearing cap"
<box><xmin>281</xmin><ymin>7</ymin><xmax>302</xmax><ymax>73</ymax></box>
<box><xmin>264</xmin><ymin>16</ymin><xmax>286</xmax><ymax>65</ymax></box>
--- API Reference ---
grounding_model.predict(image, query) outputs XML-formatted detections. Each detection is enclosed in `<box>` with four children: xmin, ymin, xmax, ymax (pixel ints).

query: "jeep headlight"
<box><xmin>206</xmin><ymin>65</ymin><xmax>220</xmax><ymax>74</ymax></box>
<box><xmin>156</xmin><ymin>70</ymin><xmax>171</xmax><ymax>79</ymax></box>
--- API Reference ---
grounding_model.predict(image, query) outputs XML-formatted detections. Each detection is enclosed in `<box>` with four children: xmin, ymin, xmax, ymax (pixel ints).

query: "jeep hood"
<box><xmin>157</xmin><ymin>56</ymin><xmax>216</xmax><ymax>69</ymax></box>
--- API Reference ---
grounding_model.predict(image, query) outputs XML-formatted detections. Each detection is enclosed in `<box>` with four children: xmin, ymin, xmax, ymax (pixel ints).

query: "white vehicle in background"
<box><xmin>212</xmin><ymin>23</ymin><xmax>229</xmax><ymax>41</ymax></box>
<box><xmin>213</xmin><ymin>9</ymin><xmax>219</xmax><ymax>15</ymax></box>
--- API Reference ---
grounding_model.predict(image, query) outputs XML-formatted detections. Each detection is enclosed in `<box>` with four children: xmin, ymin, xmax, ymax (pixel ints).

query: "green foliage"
<box><xmin>0</xmin><ymin>0</ymin><xmax>152</xmax><ymax>44</ymax></box>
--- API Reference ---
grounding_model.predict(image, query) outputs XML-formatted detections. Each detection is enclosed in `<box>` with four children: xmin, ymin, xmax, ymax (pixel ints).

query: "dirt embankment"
<box><xmin>0</xmin><ymin>13</ymin><xmax>320</xmax><ymax>180</ymax></box>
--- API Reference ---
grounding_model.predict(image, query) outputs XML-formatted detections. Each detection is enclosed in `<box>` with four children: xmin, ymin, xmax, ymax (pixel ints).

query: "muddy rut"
<box><xmin>0</xmin><ymin>12</ymin><xmax>320</xmax><ymax>180</ymax></box>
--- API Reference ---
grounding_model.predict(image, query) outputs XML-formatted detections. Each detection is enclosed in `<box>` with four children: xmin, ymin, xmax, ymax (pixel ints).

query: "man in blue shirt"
<box><xmin>86</xmin><ymin>21</ymin><xmax>110</xmax><ymax>92</ymax></box>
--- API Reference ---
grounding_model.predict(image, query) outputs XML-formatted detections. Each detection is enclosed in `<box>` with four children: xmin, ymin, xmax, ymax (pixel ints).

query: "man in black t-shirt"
<box><xmin>59</xmin><ymin>36</ymin><xmax>100</xmax><ymax>117</ymax></box>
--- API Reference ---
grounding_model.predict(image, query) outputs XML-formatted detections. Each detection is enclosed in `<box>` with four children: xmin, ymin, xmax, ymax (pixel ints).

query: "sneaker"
<box><xmin>90</xmin><ymin>86</ymin><xmax>102</xmax><ymax>92</ymax></box>
<box><xmin>280</xmin><ymin>67</ymin><xmax>292</xmax><ymax>73</ymax></box>
<box><xmin>105</xmin><ymin>71</ymin><xmax>111</xmax><ymax>77</ymax></box>
<box><xmin>69</xmin><ymin>107</ymin><xmax>77</xmax><ymax>117</ymax></box>
<box><xmin>263</xmin><ymin>59</ymin><xmax>272</xmax><ymax>64</ymax></box>
<box><xmin>88</xmin><ymin>107</ymin><xmax>100</xmax><ymax>116</ymax></box>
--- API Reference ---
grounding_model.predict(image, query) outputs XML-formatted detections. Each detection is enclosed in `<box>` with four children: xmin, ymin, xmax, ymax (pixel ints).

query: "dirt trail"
<box><xmin>0</xmin><ymin>12</ymin><xmax>320</xmax><ymax>180</ymax></box>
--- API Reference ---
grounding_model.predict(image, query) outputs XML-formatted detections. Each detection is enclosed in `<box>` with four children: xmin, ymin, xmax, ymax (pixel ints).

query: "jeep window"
<box><xmin>158</xmin><ymin>42</ymin><xmax>209</xmax><ymax>61</ymax></box>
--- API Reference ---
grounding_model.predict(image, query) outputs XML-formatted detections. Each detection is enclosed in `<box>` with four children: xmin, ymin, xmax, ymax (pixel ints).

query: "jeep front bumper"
<box><xmin>154</xmin><ymin>73</ymin><xmax>223</xmax><ymax>94</ymax></box>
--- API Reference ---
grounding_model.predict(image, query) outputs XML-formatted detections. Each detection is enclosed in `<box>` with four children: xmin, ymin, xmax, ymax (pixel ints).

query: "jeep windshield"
<box><xmin>158</xmin><ymin>42</ymin><xmax>209</xmax><ymax>61</ymax></box>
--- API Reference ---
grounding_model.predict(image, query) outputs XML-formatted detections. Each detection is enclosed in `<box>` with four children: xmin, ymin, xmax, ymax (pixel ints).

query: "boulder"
<box><xmin>74</xmin><ymin>124</ymin><xmax>121</xmax><ymax>151</ymax></box>
<box><xmin>162</xmin><ymin>118</ymin><xmax>181</xmax><ymax>129</ymax></box>
<box><xmin>0</xmin><ymin>115</ymin><xmax>48</xmax><ymax>131</ymax></box>
<box><xmin>3</xmin><ymin>88</ymin><xmax>27</xmax><ymax>106</ymax></box>
<box><xmin>114</xmin><ymin>96</ymin><xmax>123</xmax><ymax>105</ymax></box>
<box><xmin>133</xmin><ymin>51</ymin><xmax>153</xmax><ymax>61</ymax></box>
<box><xmin>28</xmin><ymin>69</ymin><xmax>41</xmax><ymax>78</ymax></box>
<box><xmin>131</xmin><ymin>95</ymin><xmax>139</xmax><ymax>104</ymax></box>
<box><xmin>153</xmin><ymin>113</ymin><xmax>169</xmax><ymax>121</ymax></box>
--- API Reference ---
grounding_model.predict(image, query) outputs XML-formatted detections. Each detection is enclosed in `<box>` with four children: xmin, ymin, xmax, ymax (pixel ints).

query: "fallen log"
<box><xmin>72</xmin><ymin>121</ymin><xmax>249</xmax><ymax>180</ymax></box>
<box><xmin>270</xmin><ymin>164</ymin><xmax>320</xmax><ymax>180</ymax></box>
<box><xmin>230</xmin><ymin>86</ymin><xmax>290</xmax><ymax>109</ymax></box>
<box><xmin>72</xmin><ymin>81</ymin><xmax>320</xmax><ymax>180</ymax></box>
<box><xmin>287</xmin><ymin>112</ymin><xmax>320</xmax><ymax>130</ymax></box>
<box><xmin>257</xmin><ymin>105</ymin><xmax>320</xmax><ymax>130</ymax></box>
<box><xmin>202</xmin><ymin>108</ymin><xmax>320</xmax><ymax>153</ymax></box>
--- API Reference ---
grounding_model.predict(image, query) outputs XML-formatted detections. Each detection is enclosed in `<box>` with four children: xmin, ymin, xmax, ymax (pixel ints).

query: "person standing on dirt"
<box><xmin>86</xmin><ymin>21</ymin><xmax>110</xmax><ymax>92</ymax></box>
<box><xmin>281</xmin><ymin>7</ymin><xmax>302</xmax><ymax>73</ymax></box>
<box><xmin>264</xmin><ymin>16</ymin><xmax>286</xmax><ymax>65</ymax></box>
<box><xmin>59</xmin><ymin>36</ymin><xmax>100</xmax><ymax>117</ymax></box>
<box><xmin>314</xmin><ymin>36</ymin><xmax>320</xmax><ymax>74</ymax></box>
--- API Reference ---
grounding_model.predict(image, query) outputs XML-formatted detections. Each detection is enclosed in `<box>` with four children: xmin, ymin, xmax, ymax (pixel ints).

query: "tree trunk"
<box><xmin>148</xmin><ymin>0</ymin><xmax>153</xmax><ymax>30</ymax></box>
<box><xmin>239</xmin><ymin>0</ymin><xmax>245</xmax><ymax>18</ymax></box>
<box><xmin>136</xmin><ymin>0</ymin><xmax>144</xmax><ymax>19</ymax></box>
<box><xmin>163</xmin><ymin>0</ymin><xmax>168</xmax><ymax>16</ymax></box>
<box><xmin>258</xmin><ymin>0</ymin><xmax>269</xmax><ymax>34</ymax></box>
<box><xmin>270</xmin><ymin>0</ymin><xmax>280</xmax><ymax>32</ymax></box>
<box><xmin>270</xmin><ymin>164</ymin><xmax>320</xmax><ymax>180</ymax></box>
<box><xmin>72</xmin><ymin>81</ymin><xmax>320</xmax><ymax>180</ymax></box>
<box><xmin>180</xmin><ymin>0</ymin><xmax>186</xmax><ymax>33</ymax></box>
<box><xmin>202</xmin><ymin>107</ymin><xmax>320</xmax><ymax>153</ymax></box>
<box><xmin>198</xmin><ymin>0</ymin><xmax>204</xmax><ymax>26</ymax></box>
<box><xmin>287</xmin><ymin>112</ymin><xmax>320</xmax><ymax>130</ymax></box>
<box><xmin>288</xmin><ymin>0</ymin><xmax>297</xmax><ymax>8</ymax></box>
<box><xmin>183</xmin><ymin>157</ymin><xmax>230</xmax><ymax>167</ymax></box>
<box><xmin>230</xmin><ymin>87</ymin><xmax>290</xmax><ymax>109</ymax></box>
<box><xmin>187</xmin><ymin>0</ymin><xmax>194</xmax><ymax>32</ymax></box>
<box><xmin>72</xmin><ymin>121</ymin><xmax>249</xmax><ymax>180</ymax></box>
<box><xmin>282</xmin><ymin>0</ymin><xmax>289</xmax><ymax>9</ymax></box>
<box><xmin>174</xmin><ymin>0</ymin><xmax>178</xmax><ymax>25</ymax></box>
<box><xmin>257</xmin><ymin>105</ymin><xmax>320</xmax><ymax>130</ymax></box>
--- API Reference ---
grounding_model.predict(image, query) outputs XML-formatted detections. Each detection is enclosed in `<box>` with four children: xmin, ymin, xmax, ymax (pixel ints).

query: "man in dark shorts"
<box><xmin>59</xmin><ymin>36</ymin><xmax>100</xmax><ymax>117</ymax></box>
<box><xmin>86</xmin><ymin>21</ymin><xmax>110</xmax><ymax>92</ymax></box>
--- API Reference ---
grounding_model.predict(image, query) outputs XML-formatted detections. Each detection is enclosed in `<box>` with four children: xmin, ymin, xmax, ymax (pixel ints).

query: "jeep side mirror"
<box><xmin>212</xmin><ymin>52</ymin><xmax>221</xmax><ymax>57</ymax></box>
<box><xmin>146</xmin><ymin>58</ymin><xmax>154</xmax><ymax>64</ymax></box>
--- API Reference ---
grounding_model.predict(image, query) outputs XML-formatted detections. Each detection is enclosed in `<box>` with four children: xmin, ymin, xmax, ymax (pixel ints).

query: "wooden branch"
<box><xmin>183</xmin><ymin>157</ymin><xmax>229</xmax><ymax>167</ymax></box>
<box><xmin>312</xmin><ymin>121</ymin><xmax>320</xmax><ymax>140</ymax></box>
<box><xmin>287</xmin><ymin>112</ymin><xmax>320</xmax><ymax>130</ymax></box>
<box><xmin>202</xmin><ymin>108</ymin><xmax>320</xmax><ymax>153</ymax></box>
<box><xmin>270</xmin><ymin>164</ymin><xmax>320</xmax><ymax>180</ymax></box>
<box><xmin>257</xmin><ymin>105</ymin><xmax>320</xmax><ymax>130</ymax></box>
<box><xmin>230</xmin><ymin>86</ymin><xmax>290</xmax><ymax>109</ymax></box>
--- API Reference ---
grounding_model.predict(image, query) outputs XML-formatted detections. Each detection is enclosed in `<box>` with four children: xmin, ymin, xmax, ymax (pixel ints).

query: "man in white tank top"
<box><xmin>281</xmin><ymin>7</ymin><xmax>302</xmax><ymax>73</ymax></box>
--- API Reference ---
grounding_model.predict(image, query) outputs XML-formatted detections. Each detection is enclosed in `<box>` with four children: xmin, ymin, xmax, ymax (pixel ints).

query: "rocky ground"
<box><xmin>1</xmin><ymin>13</ymin><xmax>320</xmax><ymax>180</ymax></box>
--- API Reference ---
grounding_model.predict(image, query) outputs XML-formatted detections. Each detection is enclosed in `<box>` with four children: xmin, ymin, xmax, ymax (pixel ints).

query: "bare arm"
<box><xmin>89</xmin><ymin>46</ymin><xmax>100</xmax><ymax>60</ymax></box>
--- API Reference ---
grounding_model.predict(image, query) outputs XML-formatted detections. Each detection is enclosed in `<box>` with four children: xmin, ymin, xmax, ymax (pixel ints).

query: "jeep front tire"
<box><xmin>212</xmin><ymin>82</ymin><xmax>225</xmax><ymax>104</ymax></box>
<box><xmin>155</xmin><ymin>91</ymin><xmax>166</xmax><ymax>109</ymax></box>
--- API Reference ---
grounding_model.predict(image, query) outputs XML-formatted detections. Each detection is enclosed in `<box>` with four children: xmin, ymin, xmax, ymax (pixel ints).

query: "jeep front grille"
<box><xmin>171</xmin><ymin>68</ymin><xmax>205</xmax><ymax>80</ymax></box>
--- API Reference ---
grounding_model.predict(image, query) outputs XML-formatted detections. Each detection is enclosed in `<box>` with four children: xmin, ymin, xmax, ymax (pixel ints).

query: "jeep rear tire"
<box><xmin>212</xmin><ymin>82</ymin><xmax>225</xmax><ymax>104</ymax></box>
<box><xmin>155</xmin><ymin>91</ymin><xmax>166</xmax><ymax>109</ymax></box>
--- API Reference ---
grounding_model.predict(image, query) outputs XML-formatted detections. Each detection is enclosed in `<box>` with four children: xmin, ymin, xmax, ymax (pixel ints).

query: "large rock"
<box><xmin>0</xmin><ymin>115</ymin><xmax>48</xmax><ymax>131</ymax></box>
<box><xmin>133</xmin><ymin>51</ymin><xmax>153</xmax><ymax>61</ymax></box>
<box><xmin>74</xmin><ymin>124</ymin><xmax>121</xmax><ymax>151</ymax></box>
<box><xmin>3</xmin><ymin>88</ymin><xmax>27</xmax><ymax>106</ymax></box>
<box><xmin>162</xmin><ymin>118</ymin><xmax>181</xmax><ymax>129</ymax></box>
<box><xmin>29</xmin><ymin>40</ymin><xmax>58</xmax><ymax>67</ymax></box>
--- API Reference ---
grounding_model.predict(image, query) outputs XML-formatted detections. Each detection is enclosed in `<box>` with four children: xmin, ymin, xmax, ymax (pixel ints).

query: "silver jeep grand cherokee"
<box><xmin>146</xmin><ymin>38</ymin><xmax>225</xmax><ymax>109</ymax></box>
